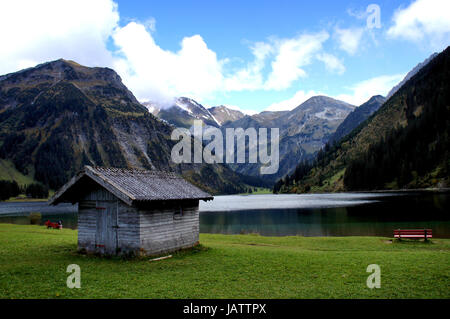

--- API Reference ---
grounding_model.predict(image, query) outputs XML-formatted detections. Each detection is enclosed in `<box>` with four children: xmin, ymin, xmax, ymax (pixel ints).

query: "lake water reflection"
<box><xmin>200</xmin><ymin>193</ymin><xmax>450</xmax><ymax>237</ymax></box>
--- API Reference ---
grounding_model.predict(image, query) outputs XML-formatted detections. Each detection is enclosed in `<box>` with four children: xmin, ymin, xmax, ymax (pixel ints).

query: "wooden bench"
<box><xmin>394</xmin><ymin>229</ymin><xmax>432</xmax><ymax>241</ymax></box>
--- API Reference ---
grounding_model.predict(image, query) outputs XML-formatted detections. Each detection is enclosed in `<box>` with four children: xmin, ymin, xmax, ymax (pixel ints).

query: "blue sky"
<box><xmin>1</xmin><ymin>0</ymin><xmax>449</xmax><ymax>113</ymax></box>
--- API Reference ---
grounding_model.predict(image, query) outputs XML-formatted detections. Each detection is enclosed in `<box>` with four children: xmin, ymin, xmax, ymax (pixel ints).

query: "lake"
<box><xmin>1</xmin><ymin>192</ymin><xmax>449</xmax><ymax>237</ymax></box>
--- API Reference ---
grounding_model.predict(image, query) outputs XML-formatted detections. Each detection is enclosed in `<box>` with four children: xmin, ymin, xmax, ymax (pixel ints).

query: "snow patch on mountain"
<box><xmin>175</xmin><ymin>100</ymin><xmax>193</xmax><ymax>114</ymax></box>
<box><xmin>315</xmin><ymin>108</ymin><xmax>348</xmax><ymax>120</ymax></box>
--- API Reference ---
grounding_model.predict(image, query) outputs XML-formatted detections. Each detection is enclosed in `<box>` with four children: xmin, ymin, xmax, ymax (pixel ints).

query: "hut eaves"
<box><xmin>48</xmin><ymin>166</ymin><xmax>213</xmax><ymax>206</ymax></box>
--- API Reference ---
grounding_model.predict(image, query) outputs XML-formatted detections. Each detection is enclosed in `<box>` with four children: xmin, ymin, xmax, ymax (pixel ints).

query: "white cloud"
<box><xmin>0</xmin><ymin>1</ymin><xmax>344</xmax><ymax>107</ymax></box>
<box><xmin>387</xmin><ymin>0</ymin><xmax>450</xmax><ymax>50</ymax></box>
<box><xmin>0</xmin><ymin>0</ymin><xmax>118</xmax><ymax>75</ymax></box>
<box><xmin>334</xmin><ymin>27</ymin><xmax>364</xmax><ymax>55</ymax></box>
<box><xmin>113</xmin><ymin>22</ymin><xmax>225</xmax><ymax>104</ymax></box>
<box><xmin>264</xmin><ymin>90</ymin><xmax>322</xmax><ymax>111</ymax></box>
<box><xmin>335</xmin><ymin>74</ymin><xmax>405</xmax><ymax>106</ymax></box>
<box><xmin>264</xmin><ymin>32</ymin><xmax>330</xmax><ymax>90</ymax></box>
<box><xmin>223</xmin><ymin>42</ymin><xmax>272</xmax><ymax>91</ymax></box>
<box><xmin>224</xmin><ymin>31</ymin><xmax>334</xmax><ymax>92</ymax></box>
<box><xmin>115</xmin><ymin>26</ymin><xmax>338</xmax><ymax>103</ymax></box>
<box><xmin>316</xmin><ymin>53</ymin><xmax>345</xmax><ymax>74</ymax></box>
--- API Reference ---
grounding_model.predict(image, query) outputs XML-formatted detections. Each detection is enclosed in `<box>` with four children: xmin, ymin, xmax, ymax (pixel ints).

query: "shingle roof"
<box><xmin>49</xmin><ymin>166</ymin><xmax>213</xmax><ymax>206</ymax></box>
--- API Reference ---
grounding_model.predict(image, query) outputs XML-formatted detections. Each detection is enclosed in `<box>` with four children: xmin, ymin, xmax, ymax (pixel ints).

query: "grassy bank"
<box><xmin>0</xmin><ymin>224</ymin><xmax>449</xmax><ymax>298</ymax></box>
<box><xmin>239</xmin><ymin>187</ymin><xmax>272</xmax><ymax>195</ymax></box>
<box><xmin>0</xmin><ymin>160</ymin><xmax>35</xmax><ymax>186</ymax></box>
<box><xmin>5</xmin><ymin>196</ymin><xmax>49</xmax><ymax>203</ymax></box>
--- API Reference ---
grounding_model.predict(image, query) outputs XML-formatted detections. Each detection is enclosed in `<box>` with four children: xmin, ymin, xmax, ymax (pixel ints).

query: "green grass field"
<box><xmin>0</xmin><ymin>159</ymin><xmax>35</xmax><ymax>186</ymax></box>
<box><xmin>0</xmin><ymin>224</ymin><xmax>449</xmax><ymax>299</ymax></box>
<box><xmin>239</xmin><ymin>187</ymin><xmax>272</xmax><ymax>195</ymax></box>
<box><xmin>5</xmin><ymin>195</ymin><xmax>50</xmax><ymax>202</ymax></box>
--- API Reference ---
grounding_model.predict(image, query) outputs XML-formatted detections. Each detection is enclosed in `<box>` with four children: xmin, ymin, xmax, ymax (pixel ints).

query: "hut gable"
<box><xmin>49</xmin><ymin>165</ymin><xmax>213</xmax><ymax>206</ymax></box>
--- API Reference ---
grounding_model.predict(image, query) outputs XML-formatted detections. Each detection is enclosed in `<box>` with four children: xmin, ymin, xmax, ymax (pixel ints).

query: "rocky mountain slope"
<box><xmin>222</xmin><ymin>96</ymin><xmax>354</xmax><ymax>180</ymax></box>
<box><xmin>0</xmin><ymin>59</ymin><xmax>251</xmax><ymax>194</ymax></box>
<box><xmin>208</xmin><ymin>105</ymin><xmax>245</xmax><ymax>125</ymax></box>
<box><xmin>146</xmin><ymin>93</ymin><xmax>354</xmax><ymax>181</ymax></box>
<box><xmin>143</xmin><ymin>97</ymin><xmax>220</xmax><ymax>128</ymax></box>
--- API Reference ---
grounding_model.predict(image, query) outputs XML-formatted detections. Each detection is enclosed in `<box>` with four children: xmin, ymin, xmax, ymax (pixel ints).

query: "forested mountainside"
<box><xmin>0</xmin><ymin>59</ymin><xmax>253</xmax><ymax>194</ymax></box>
<box><xmin>275</xmin><ymin>46</ymin><xmax>450</xmax><ymax>193</ymax></box>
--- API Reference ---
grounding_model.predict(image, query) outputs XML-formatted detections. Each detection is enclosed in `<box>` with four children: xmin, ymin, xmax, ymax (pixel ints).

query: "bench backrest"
<box><xmin>394</xmin><ymin>229</ymin><xmax>432</xmax><ymax>236</ymax></box>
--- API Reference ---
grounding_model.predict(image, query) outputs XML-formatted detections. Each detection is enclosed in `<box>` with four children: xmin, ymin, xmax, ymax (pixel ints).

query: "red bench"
<box><xmin>394</xmin><ymin>229</ymin><xmax>432</xmax><ymax>241</ymax></box>
<box><xmin>44</xmin><ymin>220</ymin><xmax>62</xmax><ymax>230</ymax></box>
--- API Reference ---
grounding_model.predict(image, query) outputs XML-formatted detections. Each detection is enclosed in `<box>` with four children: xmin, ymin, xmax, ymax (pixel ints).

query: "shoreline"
<box><xmin>2</xmin><ymin>187</ymin><xmax>449</xmax><ymax>202</ymax></box>
<box><xmin>276</xmin><ymin>187</ymin><xmax>450</xmax><ymax>195</ymax></box>
<box><xmin>353</xmin><ymin>187</ymin><xmax>450</xmax><ymax>194</ymax></box>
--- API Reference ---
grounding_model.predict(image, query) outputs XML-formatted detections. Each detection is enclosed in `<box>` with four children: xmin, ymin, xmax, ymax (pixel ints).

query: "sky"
<box><xmin>0</xmin><ymin>0</ymin><xmax>449</xmax><ymax>114</ymax></box>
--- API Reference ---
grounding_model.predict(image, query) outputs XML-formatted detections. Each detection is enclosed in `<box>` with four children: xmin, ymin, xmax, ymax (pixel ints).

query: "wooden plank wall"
<box><xmin>78</xmin><ymin>188</ymin><xmax>118</xmax><ymax>253</ymax></box>
<box><xmin>78</xmin><ymin>187</ymin><xmax>140</xmax><ymax>255</ymax></box>
<box><xmin>78</xmin><ymin>200</ymin><xmax>97</xmax><ymax>252</ymax></box>
<box><xmin>77</xmin><ymin>185</ymin><xmax>200</xmax><ymax>256</ymax></box>
<box><xmin>139</xmin><ymin>200</ymin><xmax>200</xmax><ymax>255</ymax></box>
<box><xmin>117</xmin><ymin>201</ymin><xmax>140</xmax><ymax>253</ymax></box>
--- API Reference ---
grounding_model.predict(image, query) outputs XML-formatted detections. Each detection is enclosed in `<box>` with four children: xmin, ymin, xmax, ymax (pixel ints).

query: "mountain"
<box><xmin>0</xmin><ymin>59</ymin><xmax>144</xmax><ymax>114</ymax></box>
<box><xmin>142</xmin><ymin>97</ymin><xmax>220</xmax><ymax>128</ymax></box>
<box><xmin>328</xmin><ymin>95</ymin><xmax>386</xmax><ymax>144</ymax></box>
<box><xmin>0</xmin><ymin>59</ymin><xmax>251</xmax><ymax>194</ymax></box>
<box><xmin>272</xmin><ymin>96</ymin><xmax>354</xmax><ymax>179</ymax></box>
<box><xmin>276</xmin><ymin>46</ymin><xmax>450</xmax><ymax>193</ymax></box>
<box><xmin>386</xmin><ymin>52</ymin><xmax>438</xmax><ymax>99</ymax></box>
<box><xmin>208</xmin><ymin>105</ymin><xmax>245</xmax><ymax>125</ymax></box>
<box><xmin>251</xmin><ymin>110</ymin><xmax>287</xmax><ymax>125</ymax></box>
<box><xmin>221</xmin><ymin>96</ymin><xmax>354</xmax><ymax>180</ymax></box>
<box><xmin>146</xmin><ymin>93</ymin><xmax>354</xmax><ymax>181</ymax></box>
<box><xmin>273</xmin><ymin>96</ymin><xmax>354</xmax><ymax>136</ymax></box>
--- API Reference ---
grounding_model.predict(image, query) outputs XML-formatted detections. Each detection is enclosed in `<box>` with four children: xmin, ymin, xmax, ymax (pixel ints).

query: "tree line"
<box><xmin>273</xmin><ymin>159</ymin><xmax>315</xmax><ymax>193</ymax></box>
<box><xmin>0</xmin><ymin>180</ymin><xmax>49</xmax><ymax>201</ymax></box>
<box><xmin>344</xmin><ymin>91</ymin><xmax>449</xmax><ymax>190</ymax></box>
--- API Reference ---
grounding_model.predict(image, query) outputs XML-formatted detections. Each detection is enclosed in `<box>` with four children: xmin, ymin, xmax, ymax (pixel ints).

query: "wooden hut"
<box><xmin>49</xmin><ymin>166</ymin><xmax>213</xmax><ymax>256</ymax></box>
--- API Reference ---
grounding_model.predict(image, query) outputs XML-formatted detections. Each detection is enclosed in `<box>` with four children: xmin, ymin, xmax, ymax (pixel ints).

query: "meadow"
<box><xmin>0</xmin><ymin>224</ymin><xmax>449</xmax><ymax>299</ymax></box>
